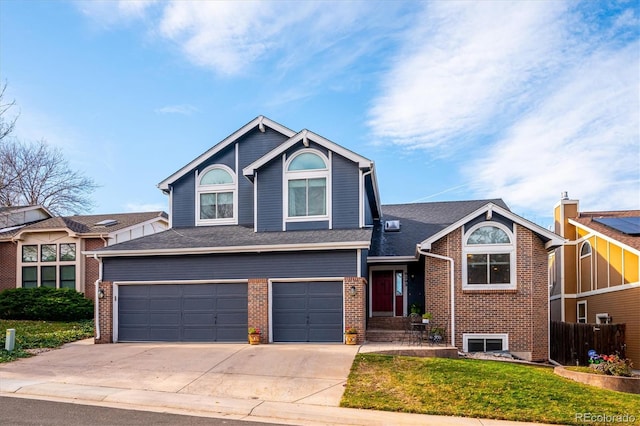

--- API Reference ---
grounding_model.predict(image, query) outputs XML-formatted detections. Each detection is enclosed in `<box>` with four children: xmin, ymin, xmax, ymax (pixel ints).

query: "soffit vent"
<box><xmin>384</xmin><ymin>220</ymin><xmax>401</xmax><ymax>232</ymax></box>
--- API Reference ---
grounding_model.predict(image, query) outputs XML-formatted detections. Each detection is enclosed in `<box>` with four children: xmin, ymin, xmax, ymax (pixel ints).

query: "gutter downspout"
<box><xmin>417</xmin><ymin>246</ymin><xmax>455</xmax><ymax>347</ymax></box>
<box><xmin>93</xmin><ymin>254</ymin><xmax>103</xmax><ymax>340</ymax></box>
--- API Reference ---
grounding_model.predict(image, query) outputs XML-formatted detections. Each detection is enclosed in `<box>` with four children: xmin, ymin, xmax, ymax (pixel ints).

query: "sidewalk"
<box><xmin>0</xmin><ymin>340</ymin><xmax>549</xmax><ymax>426</ymax></box>
<box><xmin>0</xmin><ymin>378</ymin><xmax>547</xmax><ymax>426</ymax></box>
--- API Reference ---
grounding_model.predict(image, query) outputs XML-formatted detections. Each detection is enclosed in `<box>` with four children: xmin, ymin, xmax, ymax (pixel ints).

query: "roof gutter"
<box><xmin>417</xmin><ymin>246</ymin><xmax>455</xmax><ymax>347</ymax></box>
<box><xmin>83</xmin><ymin>240</ymin><xmax>372</xmax><ymax>258</ymax></box>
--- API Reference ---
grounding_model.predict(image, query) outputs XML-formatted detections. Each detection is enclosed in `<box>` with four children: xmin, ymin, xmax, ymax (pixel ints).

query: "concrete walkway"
<box><xmin>0</xmin><ymin>339</ymin><xmax>549</xmax><ymax>426</ymax></box>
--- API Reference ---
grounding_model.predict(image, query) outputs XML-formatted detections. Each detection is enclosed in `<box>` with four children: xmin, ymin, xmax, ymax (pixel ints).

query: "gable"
<box><xmin>158</xmin><ymin>116</ymin><xmax>296</xmax><ymax>192</ymax></box>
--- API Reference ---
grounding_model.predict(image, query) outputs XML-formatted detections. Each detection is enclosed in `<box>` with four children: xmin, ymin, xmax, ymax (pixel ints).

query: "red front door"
<box><xmin>372</xmin><ymin>271</ymin><xmax>394</xmax><ymax>313</ymax></box>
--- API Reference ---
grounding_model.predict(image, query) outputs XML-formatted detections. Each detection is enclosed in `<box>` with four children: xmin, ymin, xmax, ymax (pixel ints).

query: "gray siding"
<box><xmin>256</xmin><ymin>157</ymin><xmax>283</xmax><ymax>231</ymax></box>
<box><xmin>171</xmin><ymin>172</ymin><xmax>196</xmax><ymax>227</ymax></box>
<box><xmin>198</xmin><ymin>144</ymin><xmax>235</xmax><ymax>172</ymax></box>
<box><xmin>332</xmin><ymin>154</ymin><xmax>360</xmax><ymax>229</ymax></box>
<box><xmin>238</xmin><ymin>128</ymin><xmax>290</xmax><ymax>226</ymax></box>
<box><xmin>103</xmin><ymin>250</ymin><xmax>358</xmax><ymax>281</ymax></box>
<box><xmin>286</xmin><ymin>221</ymin><xmax>329</xmax><ymax>231</ymax></box>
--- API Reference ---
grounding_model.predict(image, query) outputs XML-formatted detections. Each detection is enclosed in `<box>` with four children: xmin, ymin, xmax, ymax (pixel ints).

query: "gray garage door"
<box><xmin>118</xmin><ymin>283</ymin><xmax>247</xmax><ymax>342</ymax></box>
<box><xmin>272</xmin><ymin>281</ymin><xmax>343</xmax><ymax>342</ymax></box>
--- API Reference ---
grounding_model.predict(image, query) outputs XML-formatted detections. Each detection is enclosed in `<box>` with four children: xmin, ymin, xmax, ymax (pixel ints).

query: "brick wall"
<box><xmin>248</xmin><ymin>278</ymin><xmax>269</xmax><ymax>343</ymax></box>
<box><xmin>95</xmin><ymin>281</ymin><xmax>113</xmax><ymax>344</ymax></box>
<box><xmin>0</xmin><ymin>241</ymin><xmax>17</xmax><ymax>292</ymax></box>
<box><xmin>83</xmin><ymin>238</ymin><xmax>105</xmax><ymax>301</ymax></box>
<box><xmin>425</xmin><ymin>225</ymin><xmax>550</xmax><ymax>361</ymax></box>
<box><xmin>344</xmin><ymin>277</ymin><xmax>367</xmax><ymax>344</ymax></box>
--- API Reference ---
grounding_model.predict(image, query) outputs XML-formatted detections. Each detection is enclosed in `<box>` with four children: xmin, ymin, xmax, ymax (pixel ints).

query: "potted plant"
<box><xmin>422</xmin><ymin>312</ymin><xmax>432</xmax><ymax>324</ymax></box>
<box><xmin>248</xmin><ymin>327</ymin><xmax>261</xmax><ymax>345</ymax></box>
<box><xmin>410</xmin><ymin>303</ymin><xmax>421</xmax><ymax>315</ymax></box>
<box><xmin>344</xmin><ymin>327</ymin><xmax>358</xmax><ymax>345</ymax></box>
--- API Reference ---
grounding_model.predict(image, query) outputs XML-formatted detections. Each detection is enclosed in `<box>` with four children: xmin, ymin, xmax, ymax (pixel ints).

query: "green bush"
<box><xmin>0</xmin><ymin>288</ymin><xmax>93</xmax><ymax>321</ymax></box>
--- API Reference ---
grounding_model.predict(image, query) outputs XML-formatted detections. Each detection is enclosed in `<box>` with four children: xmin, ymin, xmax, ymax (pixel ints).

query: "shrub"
<box><xmin>0</xmin><ymin>288</ymin><xmax>93</xmax><ymax>321</ymax></box>
<box><xmin>589</xmin><ymin>354</ymin><xmax>634</xmax><ymax>377</ymax></box>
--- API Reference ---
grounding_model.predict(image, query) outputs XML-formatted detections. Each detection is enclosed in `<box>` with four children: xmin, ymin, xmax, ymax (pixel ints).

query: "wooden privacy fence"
<box><xmin>550</xmin><ymin>321</ymin><xmax>626</xmax><ymax>366</ymax></box>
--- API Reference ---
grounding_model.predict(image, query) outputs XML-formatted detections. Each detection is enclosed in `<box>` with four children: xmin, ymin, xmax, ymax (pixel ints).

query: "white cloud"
<box><xmin>75</xmin><ymin>0</ymin><xmax>158</xmax><ymax>27</ymax></box>
<box><xmin>368</xmin><ymin>1</ymin><xmax>570</xmax><ymax>151</ymax></box>
<box><xmin>368</xmin><ymin>1</ymin><xmax>639</xmax><ymax>214</ymax></box>
<box><xmin>468</xmin><ymin>43</ymin><xmax>640</xmax><ymax>214</ymax></box>
<box><xmin>154</xmin><ymin>104</ymin><xmax>198</xmax><ymax>115</ymax></box>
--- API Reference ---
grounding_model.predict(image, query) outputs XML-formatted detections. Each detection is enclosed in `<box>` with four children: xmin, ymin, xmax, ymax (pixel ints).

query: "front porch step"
<box><xmin>365</xmin><ymin>329</ymin><xmax>408</xmax><ymax>343</ymax></box>
<box><xmin>367</xmin><ymin>316</ymin><xmax>407</xmax><ymax>330</ymax></box>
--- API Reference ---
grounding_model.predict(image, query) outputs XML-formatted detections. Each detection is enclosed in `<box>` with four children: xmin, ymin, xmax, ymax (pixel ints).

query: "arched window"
<box><xmin>196</xmin><ymin>165</ymin><xmax>236</xmax><ymax>225</ymax></box>
<box><xmin>463</xmin><ymin>222</ymin><xmax>516</xmax><ymax>290</ymax></box>
<box><xmin>579</xmin><ymin>241</ymin><xmax>592</xmax><ymax>292</ymax></box>
<box><xmin>285</xmin><ymin>150</ymin><xmax>329</xmax><ymax>219</ymax></box>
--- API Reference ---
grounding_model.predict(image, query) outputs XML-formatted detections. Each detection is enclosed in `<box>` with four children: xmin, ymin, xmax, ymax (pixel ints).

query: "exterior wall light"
<box><xmin>98</xmin><ymin>289</ymin><xmax>105</xmax><ymax>299</ymax></box>
<box><xmin>349</xmin><ymin>285</ymin><xmax>357</xmax><ymax>296</ymax></box>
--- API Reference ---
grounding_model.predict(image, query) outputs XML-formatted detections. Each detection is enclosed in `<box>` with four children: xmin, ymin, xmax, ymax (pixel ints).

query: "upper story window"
<box><xmin>285</xmin><ymin>150</ymin><xmax>330</xmax><ymax>220</ymax></box>
<box><xmin>579</xmin><ymin>241</ymin><xmax>593</xmax><ymax>293</ymax></box>
<box><xmin>196</xmin><ymin>165</ymin><xmax>237</xmax><ymax>225</ymax></box>
<box><xmin>463</xmin><ymin>222</ymin><xmax>516</xmax><ymax>290</ymax></box>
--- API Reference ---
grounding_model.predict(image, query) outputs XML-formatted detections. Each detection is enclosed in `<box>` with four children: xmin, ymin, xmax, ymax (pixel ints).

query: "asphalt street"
<box><xmin>0</xmin><ymin>396</ymin><xmax>285</xmax><ymax>426</ymax></box>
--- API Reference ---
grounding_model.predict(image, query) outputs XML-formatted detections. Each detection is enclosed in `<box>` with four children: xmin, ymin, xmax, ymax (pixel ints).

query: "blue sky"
<box><xmin>1</xmin><ymin>0</ymin><xmax>638</xmax><ymax>227</ymax></box>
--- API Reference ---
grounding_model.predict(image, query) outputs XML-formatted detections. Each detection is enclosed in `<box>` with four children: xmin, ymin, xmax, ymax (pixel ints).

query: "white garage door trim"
<box><xmin>113</xmin><ymin>279</ymin><xmax>247</xmax><ymax>342</ymax></box>
<box><xmin>268</xmin><ymin>277</ymin><xmax>345</xmax><ymax>343</ymax></box>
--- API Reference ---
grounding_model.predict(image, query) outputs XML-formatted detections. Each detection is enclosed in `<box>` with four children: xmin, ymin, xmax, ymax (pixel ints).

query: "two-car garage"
<box><xmin>116</xmin><ymin>281</ymin><xmax>344</xmax><ymax>343</ymax></box>
<box><xmin>117</xmin><ymin>283</ymin><xmax>248</xmax><ymax>342</ymax></box>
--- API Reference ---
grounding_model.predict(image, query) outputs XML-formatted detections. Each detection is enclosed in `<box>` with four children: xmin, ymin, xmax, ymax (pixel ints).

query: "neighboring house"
<box><xmin>86</xmin><ymin>116</ymin><xmax>562</xmax><ymax>361</ymax></box>
<box><xmin>0</xmin><ymin>211</ymin><xmax>169</xmax><ymax>300</ymax></box>
<box><xmin>550</xmin><ymin>193</ymin><xmax>639</xmax><ymax>366</ymax></box>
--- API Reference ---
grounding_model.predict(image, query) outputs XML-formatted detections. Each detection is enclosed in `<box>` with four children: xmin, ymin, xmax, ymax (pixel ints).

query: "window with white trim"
<box><xmin>578</xmin><ymin>241</ymin><xmax>592</xmax><ymax>293</ymax></box>
<box><xmin>20</xmin><ymin>243</ymin><xmax>77</xmax><ymax>290</ymax></box>
<box><xmin>577</xmin><ymin>301</ymin><xmax>587</xmax><ymax>323</ymax></box>
<box><xmin>596</xmin><ymin>313</ymin><xmax>611</xmax><ymax>324</ymax></box>
<box><xmin>284</xmin><ymin>150</ymin><xmax>329</xmax><ymax>220</ymax></box>
<box><xmin>463</xmin><ymin>334</ymin><xmax>508</xmax><ymax>352</ymax></box>
<box><xmin>463</xmin><ymin>222</ymin><xmax>516</xmax><ymax>290</ymax></box>
<box><xmin>196</xmin><ymin>165</ymin><xmax>237</xmax><ymax>225</ymax></box>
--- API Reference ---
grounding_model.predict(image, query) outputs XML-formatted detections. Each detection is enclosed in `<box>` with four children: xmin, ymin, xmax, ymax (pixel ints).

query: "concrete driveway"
<box><xmin>0</xmin><ymin>339</ymin><xmax>359</xmax><ymax>406</ymax></box>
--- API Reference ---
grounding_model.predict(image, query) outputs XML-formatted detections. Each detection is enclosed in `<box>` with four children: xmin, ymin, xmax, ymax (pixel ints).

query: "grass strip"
<box><xmin>341</xmin><ymin>353</ymin><xmax>640</xmax><ymax>425</ymax></box>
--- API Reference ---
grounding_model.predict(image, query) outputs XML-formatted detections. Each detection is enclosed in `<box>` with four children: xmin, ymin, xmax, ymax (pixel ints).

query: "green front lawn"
<box><xmin>0</xmin><ymin>319</ymin><xmax>94</xmax><ymax>363</ymax></box>
<box><xmin>341</xmin><ymin>354</ymin><xmax>640</xmax><ymax>425</ymax></box>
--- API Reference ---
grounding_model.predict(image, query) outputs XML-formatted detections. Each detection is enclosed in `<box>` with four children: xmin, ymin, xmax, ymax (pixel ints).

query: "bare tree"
<box><xmin>0</xmin><ymin>139</ymin><xmax>98</xmax><ymax>215</ymax></box>
<box><xmin>0</xmin><ymin>81</ymin><xmax>17</xmax><ymax>143</ymax></box>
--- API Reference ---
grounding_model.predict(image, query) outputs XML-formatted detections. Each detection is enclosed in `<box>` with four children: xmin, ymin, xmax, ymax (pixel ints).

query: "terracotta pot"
<box><xmin>345</xmin><ymin>333</ymin><xmax>357</xmax><ymax>345</ymax></box>
<box><xmin>248</xmin><ymin>333</ymin><xmax>261</xmax><ymax>345</ymax></box>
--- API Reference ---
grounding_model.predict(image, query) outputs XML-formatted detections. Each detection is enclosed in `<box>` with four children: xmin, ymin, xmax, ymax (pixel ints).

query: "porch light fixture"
<box><xmin>98</xmin><ymin>289</ymin><xmax>105</xmax><ymax>299</ymax></box>
<box><xmin>349</xmin><ymin>285</ymin><xmax>357</xmax><ymax>296</ymax></box>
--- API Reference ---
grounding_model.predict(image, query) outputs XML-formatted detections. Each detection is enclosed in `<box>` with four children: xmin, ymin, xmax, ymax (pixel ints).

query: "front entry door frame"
<box><xmin>368</xmin><ymin>265</ymin><xmax>407</xmax><ymax>317</ymax></box>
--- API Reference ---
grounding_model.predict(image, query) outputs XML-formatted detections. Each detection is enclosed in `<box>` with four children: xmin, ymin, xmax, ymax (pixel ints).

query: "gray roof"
<box><xmin>91</xmin><ymin>226</ymin><xmax>373</xmax><ymax>254</ymax></box>
<box><xmin>0</xmin><ymin>211</ymin><xmax>167</xmax><ymax>240</ymax></box>
<box><xmin>370</xmin><ymin>199</ymin><xmax>509</xmax><ymax>257</ymax></box>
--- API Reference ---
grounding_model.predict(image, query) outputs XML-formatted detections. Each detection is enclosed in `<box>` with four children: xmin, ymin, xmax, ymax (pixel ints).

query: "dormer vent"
<box><xmin>384</xmin><ymin>220</ymin><xmax>400</xmax><ymax>232</ymax></box>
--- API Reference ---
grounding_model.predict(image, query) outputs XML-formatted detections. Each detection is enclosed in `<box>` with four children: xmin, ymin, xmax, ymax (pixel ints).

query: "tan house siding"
<box><xmin>425</xmin><ymin>224</ymin><xmax>549</xmax><ymax>361</ymax></box>
<box><xmin>577</xmin><ymin>287</ymin><xmax>640</xmax><ymax>368</ymax></box>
